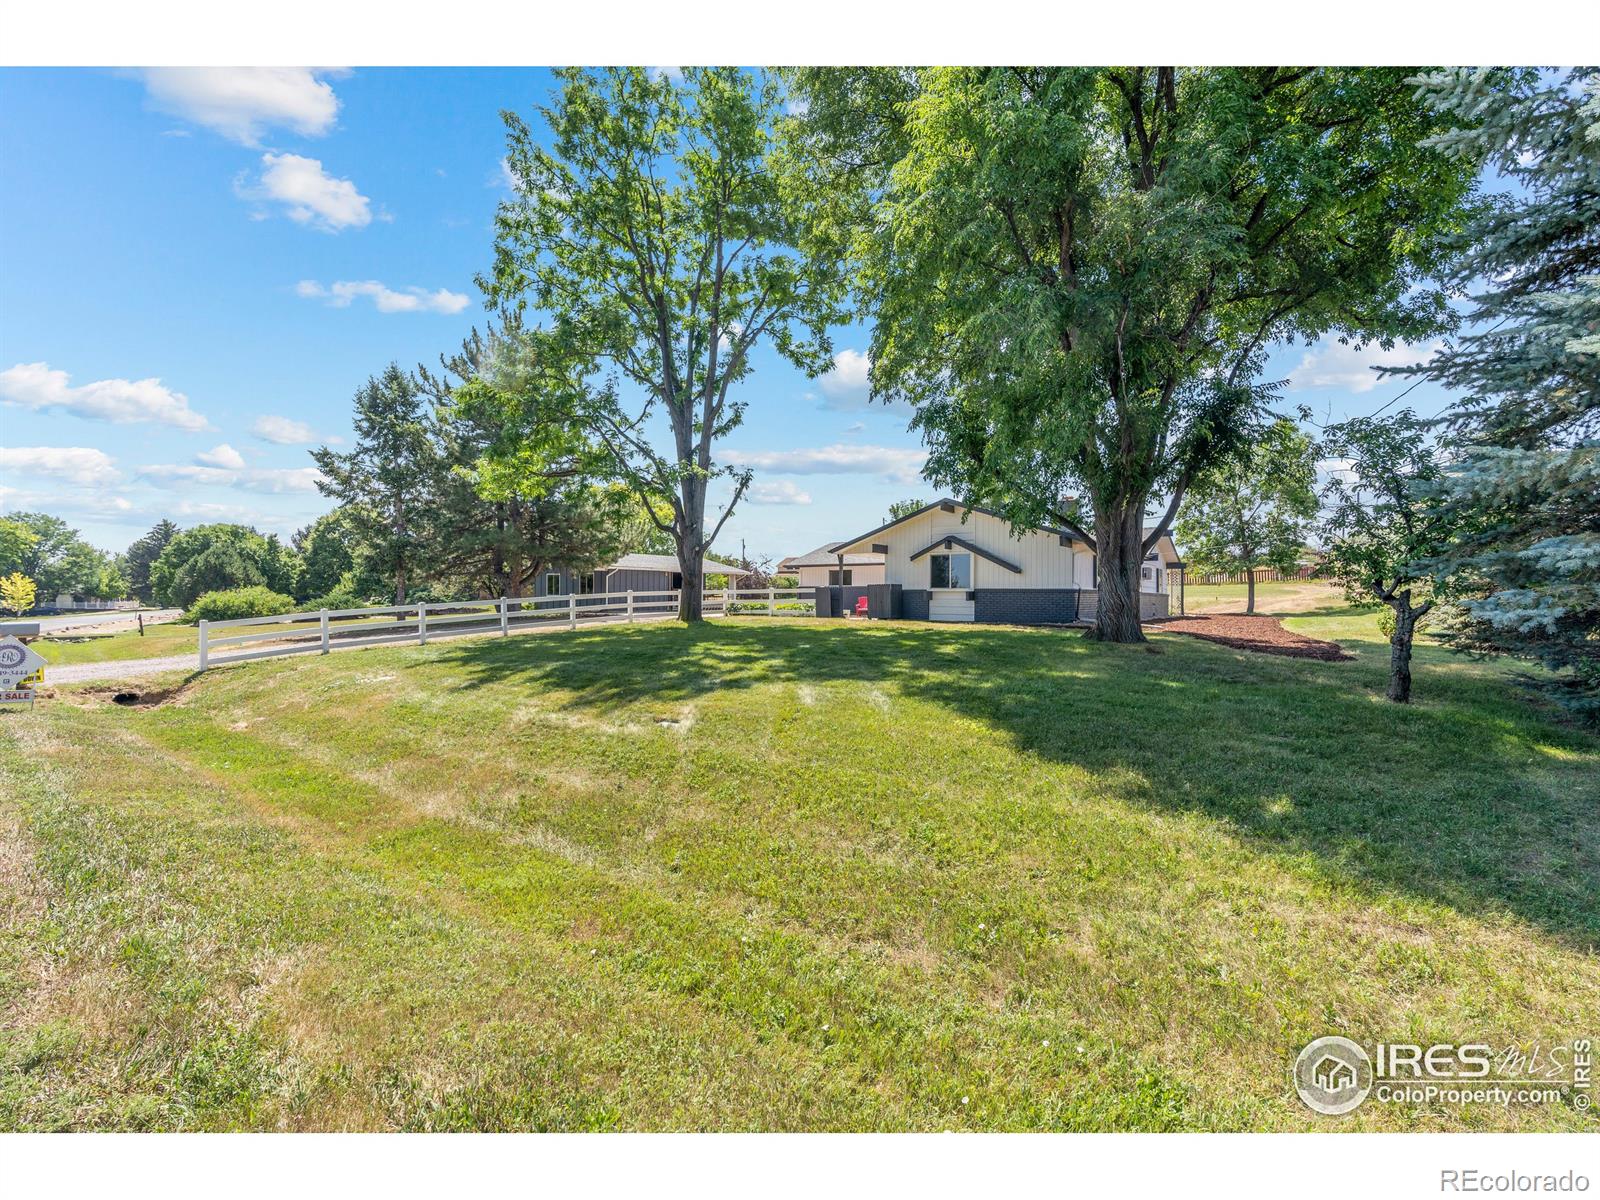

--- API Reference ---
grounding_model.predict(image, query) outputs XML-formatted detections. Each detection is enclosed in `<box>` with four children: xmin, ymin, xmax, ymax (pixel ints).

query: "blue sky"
<box><xmin>0</xmin><ymin>67</ymin><xmax>1462</xmax><ymax>560</ymax></box>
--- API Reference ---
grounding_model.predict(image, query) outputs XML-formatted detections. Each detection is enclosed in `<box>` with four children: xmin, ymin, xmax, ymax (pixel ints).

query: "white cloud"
<box><xmin>724</xmin><ymin>443</ymin><xmax>928</xmax><ymax>485</ymax></box>
<box><xmin>1289</xmin><ymin>340</ymin><xmax>1443</xmax><ymax>393</ymax></box>
<box><xmin>0</xmin><ymin>446</ymin><xmax>121</xmax><ymax>486</ymax></box>
<box><xmin>816</xmin><ymin>349</ymin><xmax>872</xmax><ymax>408</ymax></box>
<box><xmin>243</xmin><ymin>153</ymin><xmax>371</xmax><ymax>231</ymax></box>
<box><xmin>138</xmin><ymin>67</ymin><xmax>343</xmax><ymax>146</ymax></box>
<box><xmin>0</xmin><ymin>361</ymin><xmax>212</xmax><ymax>432</ymax></box>
<box><xmin>297</xmin><ymin>279</ymin><xmax>470</xmax><ymax>315</ymax></box>
<box><xmin>250</xmin><ymin>415</ymin><xmax>317</xmax><ymax>445</ymax></box>
<box><xmin>648</xmin><ymin>67</ymin><xmax>686</xmax><ymax>82</ymax></box>
<box><xmin>139</xmin><ymin>464</ymin><xmax>325</xmax><ymax>494</ymax></box>
<box><xmin>195</xmin><ymin>443</ymin><xmax>247</xmax><ymax>469</ymax></box>
<box><xmin>844</xmin><ymin>421</ymin><xmax>865</xmax><ymax>434</ymax></box>
<box><xmin>747</xmin><ymin>480</ymin><xmax>813</xmax><ymax>505</ymax></box>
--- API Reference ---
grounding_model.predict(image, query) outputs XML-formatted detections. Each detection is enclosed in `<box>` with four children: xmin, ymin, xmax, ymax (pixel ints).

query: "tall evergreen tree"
<box><xmin>1405</xmin><ymin>68</ymin><xmax>1600</xmax><ymax>721</ymax></box>
<box><xmin>785</xmin><ymin>67</ymin><xmax>1479</xmax><ymax>641</ymax></box>
<box><xmin>312</xmin><ymin>365</ymin><xmax>442</xmax><ymax>606</ymax></box>
<box><xmin>123</xmin><ymin>519</ymin><xmax>178</xmax><ymax>604</ymax></box>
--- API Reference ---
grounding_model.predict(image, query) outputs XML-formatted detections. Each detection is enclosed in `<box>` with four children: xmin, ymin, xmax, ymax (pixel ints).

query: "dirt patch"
<box><xmin>70</xmin><ymin>681</ymin><xmax>195</xmax><ymax>709</ymax></box>
<box><xmin>1147</xmin><ymin>614</ymin><xmax>1353</xmax><ymax>661</ymax></box>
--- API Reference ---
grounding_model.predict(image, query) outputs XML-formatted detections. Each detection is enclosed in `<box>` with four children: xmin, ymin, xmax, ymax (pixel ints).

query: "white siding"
<box><xmin>791</xmin><ymin>563</ymin><xmax>887</xmax><ymax>587</ymax></box>
<box><xmin>868</xmin><ymin>507</ymin><xmax>1083</xmax><ymax>591</ymax></box>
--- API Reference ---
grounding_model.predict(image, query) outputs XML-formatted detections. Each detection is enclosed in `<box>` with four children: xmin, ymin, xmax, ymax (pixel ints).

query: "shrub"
<box><xmin>184</xmin><ymin>586</ymin><xmax>295</xmax><ymax>624</ymax></box>
<box><xmin>298</xmin><ymin>571</ymin><xmax>381</xmax><ymax>613</ymax></box>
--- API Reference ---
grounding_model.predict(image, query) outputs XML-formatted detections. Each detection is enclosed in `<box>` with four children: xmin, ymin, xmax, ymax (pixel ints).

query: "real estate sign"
<box><xmin>0</xmin><ymin>636</ymin><xmax>46</xmax><ymax>707</ymax></box>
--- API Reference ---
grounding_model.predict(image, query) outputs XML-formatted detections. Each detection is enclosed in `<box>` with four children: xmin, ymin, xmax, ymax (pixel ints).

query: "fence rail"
<box><xmin>197</xmin><ymin>588</ymin><xmax>814</xmax><ymax>671</ymax></box>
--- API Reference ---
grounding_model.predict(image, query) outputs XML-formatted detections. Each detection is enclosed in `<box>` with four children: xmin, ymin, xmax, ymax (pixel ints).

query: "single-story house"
<box><xmin>777</xmin><ymin>542</ymin><xmax>888</xmax><ymax>587</ymax></box>
<box><xmin>537</xmin><ymin>552</ymin><xmax>752</xmax><ymax>597</ymax></box>
<box><xmin>819</xmin><ymin>498</ymin><xmax>1181</xmax><ymax>624</ymax></box>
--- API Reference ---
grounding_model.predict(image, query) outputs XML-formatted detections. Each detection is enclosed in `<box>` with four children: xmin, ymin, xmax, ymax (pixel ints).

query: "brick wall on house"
<box><xmin>901</xmin><ymin>590</ymin><xmax>930</xmax><ymax>621</ymax></box>
<box><xmin>972</xmin><ymin>589</ymin><xmax>1082</xmax><ymax>625</ymax></box>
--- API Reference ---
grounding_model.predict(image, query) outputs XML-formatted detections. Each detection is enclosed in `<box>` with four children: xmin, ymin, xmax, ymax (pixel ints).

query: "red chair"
<box><xmin>853</xmin><ymin>595</ymin><xmax>870</xmax><ymax>617</ymax></box>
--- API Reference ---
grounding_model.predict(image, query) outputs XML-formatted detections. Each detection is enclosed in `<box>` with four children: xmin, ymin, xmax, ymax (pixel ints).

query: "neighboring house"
<box><xmin>49</xmin><ymin>593</ymin><xmax>136</xmax><ymax>612</ymax></box>
<box><xmin>823</xmin><ymin>498</ymin><xmax>1180</xmax><ymax>625</ymax></box>
<box><xmin>777</xmin><ymin>542</ymin><xmax>888</xmax><ymax>587</ymax></box>
<box><xmin>534</xmin><ymin>552</ymin><xmax>752</xmax><ymax>597</ymax></box>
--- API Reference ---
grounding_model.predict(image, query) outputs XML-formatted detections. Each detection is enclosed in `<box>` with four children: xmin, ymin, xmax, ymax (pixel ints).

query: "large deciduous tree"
<box><xmin>0</xmin><ymin>512</ymin><xmax>122</xmax><ymax>600</ymax></box>
<box><xmin>1175</xmin><ymin>417</ymin><xmax>1319</xmax><ymax>613</ymax></box>
<box><xmin>149</xmin><ymin>523</ymin><xmax>299</xmax><ymax>609</ymax></box>
<box><xmin>419</xmin><ymin>324</ymin><xmax>617</xmax><ymax>599</ymax></box>
<box><xmin>312</xmin><ymin>364</ymin><xmax>442</xmax><ymax>606</ymax></box>
<box><xmin>786</xmin><ymin>67</ymin><xmax>1479</xmax><ymax>640</ymax></box>
<box><xmin>1401</xmin><ymin>68</ymin><xmax>1600</xmax><ymax>722</ymax></box>
<box><xmin>481</xmin><ymin>67</ymin><xmax>849</xmax><ymax>621</ymax></box>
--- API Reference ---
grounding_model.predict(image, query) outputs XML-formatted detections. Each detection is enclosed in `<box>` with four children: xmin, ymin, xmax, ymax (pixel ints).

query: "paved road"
<box><xmin>41</xmin><ymin>611</ymin><xmax>693</xmax><ymax>685</ymax></box>
<box><xmin>31</xmin><ymin>608</ymin><xmax>180</xmax><ymax>631</ymax></box>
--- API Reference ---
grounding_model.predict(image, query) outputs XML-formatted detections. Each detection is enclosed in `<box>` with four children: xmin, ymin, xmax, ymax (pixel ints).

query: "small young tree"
<box><xmin>312</xmin><ymin>364</ymin><xmax>442</xmax><ymax>605</ymax></box>
<box><xmin>886</xmin><ymin>498</ymin><xmax>927</xmax><ymax>522</ymax></box>
<box><xmin>0</xmin><ymin>572</ymin><xmax>36</xmax><ymax>617</ymax></box>
<box><xmin>1319</xmin><ymin>412</ymin><xmax>1461</xmax><ymax>704</ymax></box>
<box><xmin>1175</xmin><ymin>417</ymin><xmax>1318</xmax><ymax>613</ymax></box>
<box><xmin>482</xmin><ymin>67</ymin><xmax>849</xmax><ymax>621</ymax></box>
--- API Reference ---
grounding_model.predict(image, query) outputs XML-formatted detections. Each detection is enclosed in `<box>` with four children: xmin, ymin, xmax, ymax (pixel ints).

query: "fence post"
<box><xmin>320</xmin><ymin>609</ymin><xmax>330</xmax><ymax>654</ymax></box>
<box><xmin>418</xmin><ymin>602</ymin><xmax>428</xmax><ymax>646</ymax></box>
<box><xmin>767</xmin><ymin>588</ymin><xmax>775</xmax><ymax>617</ymax></box>
<box><xmin>626</xmin><ymin>590</ymin><xmax>634</xmax><ymax>623</ymax></box>
<box><xmin>500</xmin><ymin>596</ymin><xmax>509</xmax><ymax>637</ymax></box>
<box><xmin>198</xmin><ymin>619</ymin><xmax>209</xmax><ymax>671</ymax></box>
<box><xmin>568</xmin><ymin>593</ymin><xmax>576</xmax><ymax>630</ymax></box>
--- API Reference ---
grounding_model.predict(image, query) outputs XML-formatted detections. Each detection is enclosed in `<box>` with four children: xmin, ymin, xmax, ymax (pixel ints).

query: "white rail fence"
<box><xmin>197</xmin><ymin>588</ymin><xmax>814</xmax><ymax>671</ymax></box>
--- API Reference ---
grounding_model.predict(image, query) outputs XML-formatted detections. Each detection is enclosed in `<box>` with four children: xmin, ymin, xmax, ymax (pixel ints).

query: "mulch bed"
<box><xmin>1145</xmin><ymin>613</ymin><xmax>1354</xmax><ymax>661</ymax></box>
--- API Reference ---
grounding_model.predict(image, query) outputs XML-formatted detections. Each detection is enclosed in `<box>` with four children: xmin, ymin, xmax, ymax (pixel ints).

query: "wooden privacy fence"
<box><xmin>197</xmin><ymin>588</ymin><xmax>815</xmax><ymax>671</ymax></box>
<box><xmin>1185</xmin><ymin>565</ymin><xmax>1319</xmax><ymax>586</ymax></box>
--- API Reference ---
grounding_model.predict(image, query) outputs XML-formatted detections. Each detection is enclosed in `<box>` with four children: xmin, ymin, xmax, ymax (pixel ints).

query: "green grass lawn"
<box><xmin>31</xmin><ymin>620</ymin><xmax>198</xmax><ymax>664</ymax></box>
<box><xmin>1180</xmin><ymin>578</ymin><xmax>1342</xmax><ymax>615</ymax></box>
<box><xmin>2</xmin><ymin>608</ymin><xmax>1596</xmax><ymax>1131</ymax></box>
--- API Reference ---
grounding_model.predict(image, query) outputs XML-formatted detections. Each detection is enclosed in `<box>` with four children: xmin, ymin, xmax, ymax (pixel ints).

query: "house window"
<box><xmin>828</xmin><ymin>568</ymin><xmax>853</xmax><ymax>585</ymax></box>
<box><xmin>1142</xmin><ymin>566</ymin><xmax>1153</xmax><ymax>581</ymax></box>
<box><xmin>545</xmin><ymin>572</ymin><xmax>562</xmax><ymax>596</ymax></box>
<box><xmin>929</xmin><ymin>552</ymin><xmax>971</xmax><ymax>589</ymax></box>
<box><xmin>578</xmin><ymin>573</ymin><xmax>596</xmax><ymax>595</ymax></box>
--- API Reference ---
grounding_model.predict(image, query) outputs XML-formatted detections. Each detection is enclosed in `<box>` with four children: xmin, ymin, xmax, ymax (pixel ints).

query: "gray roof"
<box><xmin>602</xmin><ymin>552</ymin><xmax>750</xmax><ymax>576</ymax></box>
<box><xmin>834</xmin><ymin>498</ymin><xmax>1093</xmax><ymax>555</ymax></box>
<box><xmin>778</xmin><ymin>541</ymin><xmax>888</xmax><ymax>569</ymax></box>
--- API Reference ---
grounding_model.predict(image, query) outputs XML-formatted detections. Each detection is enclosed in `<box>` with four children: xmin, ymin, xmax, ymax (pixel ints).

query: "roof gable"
<box><xmin>834</xmin><ymin>498</ymin><xmax>1090</xmax><ymax>555</ymax></box>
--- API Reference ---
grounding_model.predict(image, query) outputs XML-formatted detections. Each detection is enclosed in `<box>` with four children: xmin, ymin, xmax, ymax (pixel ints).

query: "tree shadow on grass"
<box><xmin>435</xmin><ymin>618</ymin><xmax>1600</xmax><ymax>950</ymax></box>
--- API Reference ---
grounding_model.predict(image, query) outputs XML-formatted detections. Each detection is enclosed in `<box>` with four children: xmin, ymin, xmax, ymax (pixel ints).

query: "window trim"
<box><xmin>545</xmin><ymin>572</ymin><xmax>562</xmax><ymax>596</ymax></box>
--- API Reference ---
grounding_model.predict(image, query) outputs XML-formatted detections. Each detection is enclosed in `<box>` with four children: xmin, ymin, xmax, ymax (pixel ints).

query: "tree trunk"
<box><xmin>1246</xmin><ymin>570</ymin><xmax>1256</xmax><ymax>615</ymax></box>
<box><xmin>393</xmin><ymin>566</ymin><xmax>406</xmax><ymax>607</ymax></box>
<box><xmin>1387</xmin><ymin>600</ymin><xmax>1416</xmax><ymax>704</ymax></box>
<box><xmin>676</xmin><ymin>475</ymin><xmax>707</xmax><ymax>623</ymax></box>
<box><xmin>678</xmin><ymin>551</ymin><xmax>704</xmax><ymax>622</ymax></box>
<box><xmin>1090</xmin><ymin>504</ymin><xmax>1146</xmax><ymax>643</ymax></box>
